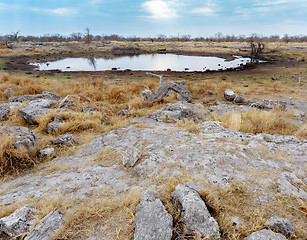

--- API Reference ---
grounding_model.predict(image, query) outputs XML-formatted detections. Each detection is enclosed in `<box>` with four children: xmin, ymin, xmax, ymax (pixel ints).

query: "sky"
<box><xmin>0</xmin><ymin>0</ymin><xmax>306</xmax><ymax>37</ymax></box>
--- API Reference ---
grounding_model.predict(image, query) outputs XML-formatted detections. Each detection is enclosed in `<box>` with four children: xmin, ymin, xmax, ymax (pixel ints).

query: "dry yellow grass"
<box><xmin>176</xmin><ymin>119</ymin><xmax>200</xmax><ymax>133</ymax></box>
<box><xmin>94</xmin><ymin>147</ymin><xmax>123</xmax><ymax>166</ymax></box>
<box><xmin>218</xmin><ymin>108</ymin><xmax>300</xmax><ymax>137</ymax></box>
<box><xmin>0</xmin><ymin>73</ymin><xmax>45</xmax><ymax>102</ymax></box>
<box><xmin>0</xmin><ymin>133</ymin><xmax>39</xmax><ymax>176</ymax></box>
<box><xmin>54</xmin><ymin>190</ymin><xmax>141</xmax><ymax>239</ymax></box>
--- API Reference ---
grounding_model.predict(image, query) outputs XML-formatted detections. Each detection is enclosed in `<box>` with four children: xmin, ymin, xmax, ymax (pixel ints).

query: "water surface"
<box><xmin>31</xmin><ymin>54</ymin><xmax>252</xmax><ymax>72</ymax></box>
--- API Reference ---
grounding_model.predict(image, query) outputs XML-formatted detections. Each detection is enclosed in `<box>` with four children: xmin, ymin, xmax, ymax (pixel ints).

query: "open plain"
<box><xmin>0</xmin><ymin>41</ymin><xmax>306</xmax><ymax>239</ymax></box>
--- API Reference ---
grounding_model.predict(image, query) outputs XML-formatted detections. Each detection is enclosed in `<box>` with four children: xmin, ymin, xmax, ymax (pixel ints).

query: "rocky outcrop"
<box><xmin>0</xmin><ymin>126</ymin><xmax>36</xmax><ymax>148</ymax></box>
<box><xmin>8</xmin><ymin>91</ymin><xmax>60</xmax><ymax>103</ymax></box>
<box><xmin>19</xmin><ymin>99</ymin><xmax>56</xmax><ymax>125</ymax></box>
<box><xmin>148</xmin><ymin>81</ymin><xmax>192</xmax><ymax>103</ymax></box>
<box><xmin>224</xmin><ymin>89</ymin><xmax>236</xmax><ymax>101</ymax></box>
<box><xmin>151</xmin><ymin>101</ymin><xmax>207</xmax><ymax>123</ymax></box>
<box><xmin>172</xmin><ymin>184</ymin><xmax>220</xmax><ymax>239</ymax></box>
<box><xmin>0</xmin><ymin>205</ymin><xmax>36</xmax><ymax>238</ymax></box>
<box><xmin>134</xmin><ymin>191</ymin><xmax>173</xmax><ymax>240</ymax></box>
<box><xmin>24</xmin><ymin>210</ymin><xmax>64</xmax><ymax>240</ymax></box>
<box><xmin>264</xmin><ymin>216</ymin><xmax>295</xmax><ymax>237</ymax></box>
<box><xmin>243</xmin><ymin>229</ymin><xmax>286</xmax><ymax>240</ymax></box>
<box><xmin>54</xmin><ymin>134</ymin><xmax>78</xmax><ymax>146</ymax></box>
<box><xmin>0</xmin><ymin>102</ymin><xmax>21</xmax><ymax>120</ymax></box>
<box><xmin>45</xmin><ymin>116</ymin><xmax>64</xmax><ymax>134</ymax></box>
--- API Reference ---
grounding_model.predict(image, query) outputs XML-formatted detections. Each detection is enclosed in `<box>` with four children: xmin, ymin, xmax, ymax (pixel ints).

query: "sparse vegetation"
<box><xmin>218</xmin><ymin>108</ymin><xmax>301</xmax><ymax>137</ymax></box>
<box><xmin>0</xmin><ymin>133</ymin><xmax>39</xmax><ymax>175</ymax></box>
<box><xmin>0</xmin><ymin>40</ymin><xmax>306</xmax><ymax>240</ymax></box>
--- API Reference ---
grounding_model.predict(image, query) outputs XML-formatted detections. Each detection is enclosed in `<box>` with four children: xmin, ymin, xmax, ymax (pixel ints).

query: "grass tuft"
<box><xmin>0</xmin><ymin>133</ymin><xmax>39</xmax><ymax>176</ymax></box>
<box><xmin>219</xmin><ymin>108</ymin><xmax>300</xmax><ymax>136</ymax></box>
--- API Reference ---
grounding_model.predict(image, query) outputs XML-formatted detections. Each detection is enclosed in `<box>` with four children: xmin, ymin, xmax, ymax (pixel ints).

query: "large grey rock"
<box><xmin>58</xmin><ymin>95</ymin><xmax>77</xmax><ymax>108</ymax></box>
<box><xmin>243</xmin><ymin>229</ymin><xmax>286</xmax><ymax>240</ymax></box>
<box><xmin>0</xmin><ymin>205</ymin><xmax>36</xmax><ymax>238</ymax></box>
<box><xmin>123</xmin><ymin>145</ymin><xmax>141</xmax><ymax>167</ymax></box>
<box><xmin>24</xmin><ymin>210</ymin><xmax>64</xmax><ymax>240</ymax></box>
<box><xmin>148</xmin><ymin>81</ymin><xmax>192</xmax><ymax>103</ymax></box>
<box><xmin>224</xmin><ymin>89</ymin><xmax>236</xmax><ymax>101</ymax></box>
<box><xmin>0</xmin><ymin>126</ymin><xmax>36</xmax><ymax>148</ymax></box>
<box><xmin>45</xmin><ymin>116</ymin><xmax>64</xmax><ymax>134</ymax></box>
<box><xmin>19</xmin><ymin>99</ymin><xmax>56</xmax><ymax>125</ymax></box>
<box><xmin>151</xmin><ymin>101</ymin><xmax>207</xmax><ymax>123</ymax></box>
<box><xmin>54</xmin><ymin>134</ymin><xmax>78</xmax><ymax>146</ymax></box>
<box><xmin>0</xmin><ymin>102</ymin><xmax>21</xmax><ymax>120</ymax></box>
<box><xmin>8</xmin><ymin>91</ymin><xmax>60</xmax><ymax>103</ymax></box>
<box><xmin>134</xmin><ymin>191</ymin><xmax>173</xmax><ymax>240</ymax></box>
<box><xmin>264</xmin><ymin>216</ymin><xmax>295</xmax><ymax>237</ymax></box>
<box><xmin>172</xmin><ymin>184</ymin><xmax>220</xmax><ymax>239</ymax></box>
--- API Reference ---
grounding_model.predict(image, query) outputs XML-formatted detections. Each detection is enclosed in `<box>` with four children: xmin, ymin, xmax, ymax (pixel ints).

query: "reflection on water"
<box><xmin>31</xmin><ymin>54</ymin><xmax>253</xmax><ymax>72</ymax></box>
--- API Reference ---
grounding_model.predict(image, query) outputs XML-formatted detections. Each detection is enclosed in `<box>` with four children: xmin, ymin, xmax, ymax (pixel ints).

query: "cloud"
<box><xmin>191</xmin><ymin>1</ymin><xmax>218</xmax><ymax>16</ymax></box>
<box><xmin>32</xmin><ymin>7</ymin><xmax>78</xmax><ymax>16</ymax></box>
<box><xmin>255</xmin><ymin>0</ymin><xmax>302</xmax><ymax>6</ymax></box>
<box><xmin>191</xmin><ymin>7</ymin><xmax>216</xmax><ymax>16</ymax></box>
<box><xmin>141</xmin><ymin>0</ymin><xmax>178</xmax><ymax>19</ymax></box>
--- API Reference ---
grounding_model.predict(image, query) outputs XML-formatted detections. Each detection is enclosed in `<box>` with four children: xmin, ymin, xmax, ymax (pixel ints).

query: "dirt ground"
<box><xmin>1</xmin><ymin>41</ymin><xmax>306</xmax><ymax>78</ymax></box>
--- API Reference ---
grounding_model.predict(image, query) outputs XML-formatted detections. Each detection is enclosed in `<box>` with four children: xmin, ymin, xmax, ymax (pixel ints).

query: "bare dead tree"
<box><xmin>84</xmin><ymin>28</ymin><xmax>92</xmax><ymax>44</ymax></box>
<box><xmin>146</xmin><ymin>72</ymin><xmax>164</xmax><ymax>86</ymax></box>
<box><xmin>249</xmin><ymin>37</ymin><xmax>265</xmax><ymax>60</ymax></box>
<box><xmin>11</xmin><ymin>30</ymin><xmax>20</xmax><ymax>42</ymax></box>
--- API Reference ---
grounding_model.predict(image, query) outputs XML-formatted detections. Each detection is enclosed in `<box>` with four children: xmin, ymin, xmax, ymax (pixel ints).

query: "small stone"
<box><xmin>101</xmin><ymin>117</ymin><xmax>111</xmax><ymax>125</ymax></box>
<box><xmin>224</xmin><ymin>89</ymin><xmax>236</xmax><ymax>101</ymax></box>
<box><xmin>4</xmin><ymin>88</ymin><xmax>16</xmax><ymax>93</ymax></box>
<box><xmin>58</xmin><ymin>95</ymin><xmax>77</xmax><ymax>108</ymax></box>
<box><xmin>0</xmin><ymin>126</ymin><xmax>37</xmax><ymax>148</ymax></box>
<box><xmin>37</xmin><ymin>148</ymin><xmax>55</xmax><ymax>159</ymax></box>
<box><xmin>0</xmin><ymin>205</ymin><xmax>36</xmax><ymax>237</ymax></box>
<box><xmin>82</xmin><ymin>107</ymin><xmax>96</xmax><ymax>114</ymax></box>
<box><xmin>54</xmin><ymin>134</ymin><xmax>78</xmax><ymax>146</ymax></box>
<box><xmin>264</xmin><ymin>216</ymin><xmax>295</xmax><ymax>237</ymax></box>
<box><xmin>243</xmin><ymin>229</ymin><xmax>286</xmax><ymax>240</ymax></box>
<box><xmin>123</xmin><ymin>145</ymin><xmax>141</xmax><ymax>167</ymax></box>
<box><xmin>141</xmin><ymin>88</ymin><xmax>152</xmax><ymax>101</ymax></box>
<box><xmin>0</xmin><ymin>103</ymin><xmax>21</xmax><ymax>120</ymax></box>
<box><xmin>117</xmin><ymin>109</ymin><xmax>130</xmax><ymax>117</ymax></box>
<box><xmin>234</xmin><ymin>94</ymin><xmax>244</xmax><ymax>104</ymax></box>
<box><xmin>45</xmin><ymin>116</ymin><xmax>64</xmax><ymax>134</ymax></box>
<box><xmin>208</xmin><ymin>90</ymin><xmax>215</xmax><ymax>95</ymax></box>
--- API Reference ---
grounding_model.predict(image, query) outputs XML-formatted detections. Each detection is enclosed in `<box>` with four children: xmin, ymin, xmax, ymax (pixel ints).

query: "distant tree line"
<box><xmin>1</xmin><ymin>31</ymin><xmax>306</xmax><ymax>43</ymax></box>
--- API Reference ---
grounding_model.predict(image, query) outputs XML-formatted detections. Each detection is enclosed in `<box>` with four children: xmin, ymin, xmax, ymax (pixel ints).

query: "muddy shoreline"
<box><xmin>1</xmin><ymin>47</ymin><xmax>300</xmax><ymax>79</ymax></box>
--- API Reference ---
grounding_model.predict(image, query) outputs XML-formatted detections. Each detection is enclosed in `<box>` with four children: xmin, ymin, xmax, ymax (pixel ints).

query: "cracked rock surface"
<box><xmin>1</xmin><ymin>117</ymin><xmax>306</xmax><ymax>207</ymax></box>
